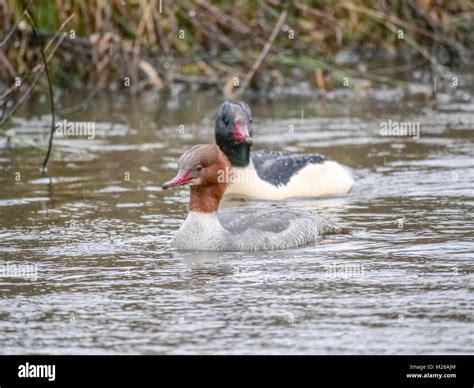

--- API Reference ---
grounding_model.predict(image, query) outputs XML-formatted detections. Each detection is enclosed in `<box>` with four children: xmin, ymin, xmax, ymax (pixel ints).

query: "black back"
<box><xmin>251</xmin><ymin>150</ymin><xmax>327</xmax><ymax>187</ymax></box>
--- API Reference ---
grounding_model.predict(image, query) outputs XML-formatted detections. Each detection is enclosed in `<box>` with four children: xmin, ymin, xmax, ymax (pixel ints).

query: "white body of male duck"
<box><xmin>162</xmin><ymin>144</ymin><xmax>333</xmax><ymax>252</ymax></box>
<box><xmin>215</xmin><ymin>101</ymin><xmax>354</xmax><ymax>200</ymax></box>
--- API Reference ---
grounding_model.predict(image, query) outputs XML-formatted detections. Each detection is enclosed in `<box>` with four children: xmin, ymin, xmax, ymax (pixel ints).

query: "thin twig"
<box><xmin>0</xmin><ymin>66</ymin><xmax>44</xmax><ymax>129</ymax></box>
<box><xmin>0</xmin><ymin>6</ymin><xmax>29</xmax><ymax>48</ymax></box>
<box><xmin>0</xmin><ymin>14</ymin><xmax>73</xmax><ymax>126</ymax></box>
<box><xmin>44</xmin><ymin>13</ymin><xmax>75</xmax><ymax>52</ymax></box>
<box><xmin>0</xmin><ymin>35</ymin><xmax>69</xmax><ymax>129</ymax></box>
<box><xmin>232</xmin><ymin>10</ymin><xmax>287</xmax><ymax>98</ymax></box>
<box><xmin>59</xmin><ymin>47</ymin><xmax>120</xmax><ymax>115</ymax></box>
<box><xmin>23</xmin><ymin>11</ymin><xmax>56</xmax><ymax>171</ymax></box>
<box><xmin>1</xmin><ymin>102</ymin><xmax>6</xmax><ymax>120</ymax></box>
<box><xmin>194</xmin><ymin>0</ymin><xmax>253</xmax><ymax>35</ymax></box>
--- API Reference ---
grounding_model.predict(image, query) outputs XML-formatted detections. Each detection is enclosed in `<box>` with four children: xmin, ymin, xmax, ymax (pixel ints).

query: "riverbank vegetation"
<box><xmin>1</xmin><ymin>0</ymin><xmax>473</xmax><ymax>97</ymax></box>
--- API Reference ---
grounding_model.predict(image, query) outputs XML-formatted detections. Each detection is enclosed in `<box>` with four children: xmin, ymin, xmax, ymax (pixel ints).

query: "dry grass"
<box><xmin>0</xmin><ymin>0</ymin><xmax>473</xmax><ymax>96</ymax></box>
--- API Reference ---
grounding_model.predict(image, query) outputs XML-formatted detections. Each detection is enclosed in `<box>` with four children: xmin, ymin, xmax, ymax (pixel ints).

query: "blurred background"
<box><xmin>1</xmin><ymin>0</ymin><xmax>473</xmax><ymax>97</ymax></box>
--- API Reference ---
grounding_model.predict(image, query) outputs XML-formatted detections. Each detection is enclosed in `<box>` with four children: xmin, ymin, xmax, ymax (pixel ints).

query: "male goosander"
<box><xmin>162</xmin><ymin>144</ymin><xmax>332</xmax><ymax>251</ymax></box>
<box><xmin>215</xmin><ymin>101</ymin><xmax>354</xmax><ymax>200</ymax></box>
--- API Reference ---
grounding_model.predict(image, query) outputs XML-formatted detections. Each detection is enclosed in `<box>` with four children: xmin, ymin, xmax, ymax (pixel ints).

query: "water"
<box><xmin>0</xmin><ymin>81</ymin><xmax>473</xmax><ymax>354</ymax></box>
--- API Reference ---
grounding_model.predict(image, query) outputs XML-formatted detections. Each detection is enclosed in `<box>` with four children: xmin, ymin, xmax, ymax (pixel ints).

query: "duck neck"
<box><xmin>219</xmin><ymin>142</ymin><xmax>251</xmax><ymax>168</ymax></box>
<box><xmin>189</xmin><ymin>182</ymin><xmax>226</xmax><ymax>213</ymax></box>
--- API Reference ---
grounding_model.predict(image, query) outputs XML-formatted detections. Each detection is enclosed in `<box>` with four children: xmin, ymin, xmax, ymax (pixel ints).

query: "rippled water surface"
<box><xmin>1</xmin><ymin>82</ymin><xmax>473</xmax><ymax>354</ymax></box>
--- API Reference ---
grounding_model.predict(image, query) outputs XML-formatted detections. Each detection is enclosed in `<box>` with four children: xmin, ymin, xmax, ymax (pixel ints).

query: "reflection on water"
<box><xmin>0</xmin><ymin>80</ymin><xmax>473</xmax><ymax>354</ymax></box>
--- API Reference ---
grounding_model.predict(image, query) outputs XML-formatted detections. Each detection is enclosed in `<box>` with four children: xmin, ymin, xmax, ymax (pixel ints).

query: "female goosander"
<box><xmin>162</xmin><ymin>144</ymin><xmax>332</xmax><ymax>251</ymax></box>
<box><xmin>215</xmin><ymin>101</ymin><xmax>354</xmax><ymax>200</ymax></box>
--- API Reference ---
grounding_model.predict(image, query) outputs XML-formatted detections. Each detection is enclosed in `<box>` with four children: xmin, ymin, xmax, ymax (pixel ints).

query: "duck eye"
<box><xmin>196</xmin><ymin>165</ymin><xmax>203</xmax><ymax>172</ymax></box>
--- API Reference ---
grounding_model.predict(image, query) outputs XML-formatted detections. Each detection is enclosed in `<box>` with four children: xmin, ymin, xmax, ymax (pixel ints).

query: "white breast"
<box><xmin>173</xmin><ymin>212</ymin><xmax>227</xmax><ymax>251</ymax></box>
<box><xmin>224</xmin><ymin>161</ymin><xmax>354</xmax><ymax>200</ymax></box>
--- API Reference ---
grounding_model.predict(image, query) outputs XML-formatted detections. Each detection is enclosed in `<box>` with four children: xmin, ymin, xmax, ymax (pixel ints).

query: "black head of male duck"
<box><xmin>215</xmin><ymin>101</ymin><xmax>253</xmax><ymax>168</ymax></box>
